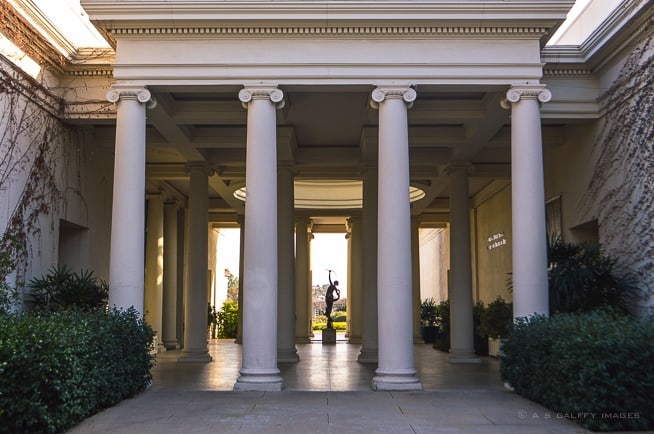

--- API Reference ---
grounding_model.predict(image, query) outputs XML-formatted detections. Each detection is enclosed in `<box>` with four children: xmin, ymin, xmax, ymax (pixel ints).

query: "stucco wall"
<box><xmin>0</xmin><ymin>59</ymin><xmax>113</xmax><ymax>303</ymax></box>
<box><xmin>473</xmin><ymin>185</ymin><xmax>513</xmax><ymax>304</ymax></box>
<box><xmin>544</xmin><ymin>29</ymin><xmax>654</xmax><ymax>312</ymax></box>
<box><xmin>419</xmin><ymin>227</ymin><xmax>449</xmax><ymax>303</ymax></box>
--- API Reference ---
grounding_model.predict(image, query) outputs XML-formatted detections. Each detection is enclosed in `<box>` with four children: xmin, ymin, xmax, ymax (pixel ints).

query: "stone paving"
<box><xmin>68</xmin><ymin>338</ymin><xmax>588</xmax><ymax>433</ymax></box>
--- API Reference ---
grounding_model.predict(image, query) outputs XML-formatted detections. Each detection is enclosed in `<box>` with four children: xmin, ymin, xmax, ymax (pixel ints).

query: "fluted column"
<box><xmin>235</xmin><ymin>85</ymin><xmax>285</xmax><ymax>391</ymax></box>
<box><xmin>144</xmin><ymin>193</ymin><xmax>164</xmax><ymax>349</ymax></box>
<box><xmin>162</xmin><ymin>200</ymin><xmax>179</xmax><ymax>350</ymax></box>
<box><xmin>347</xmin><ymin>216</ymin><xmax>363</xmax><ymax>344</ymax></box>
<box><xmin>447</xmin><ymin>163</ymin><xmax>480</xmax><ymax>364</ymax></box>
<box><xmin>277</xmin><ymin>165</ymin><xmax>299</xmax><ymax>362</ymax></box>
<box><xmin>178</xmin><ymin>163</ymin><xmax>213</xmax><ymax>363</ymax></box>
<box><xmin>358</xmin><ymin>167</ymin><xmax>378</xmax><ymax>363</ymax></box>
<box><xmin>370</xmin><ymin>86</ymin><xmax>422</xmax><ymax>391</ymax></box>
<box><xmin>106</xmin><ymin>87</ymin><xmax>155</xmax><ymax>313</ymax></box>
<box><xmin>295</xmin><ymin>218</ymin><xmax>311</xmax><ymax>343</ymax></box>
<box><xmin>411</xmin><ymin>216</ymin><xmax>422</xmax><ymax>343</ymax></box>
<box><xmin>502</xmin><ymin>85</ymin><xmax>551</xmax><ymax>318</ymax></box>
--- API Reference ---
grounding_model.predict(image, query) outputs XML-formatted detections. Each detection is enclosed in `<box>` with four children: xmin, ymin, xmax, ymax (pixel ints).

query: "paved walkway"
<box><xmin>68</xmin><ymin>338</ymin><xmax>587</xmax><ymax>433</ymax></box>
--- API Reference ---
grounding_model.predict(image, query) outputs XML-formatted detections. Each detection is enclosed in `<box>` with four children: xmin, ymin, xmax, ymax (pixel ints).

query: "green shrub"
<box><xmin>28</xmin><ymin>265</ymin><xmax>108</xmax><ymax>311</ymax></box>
<box><xmin>500</xmin><ymin>310</ymin><xmax>654</xmax><ymax>431</ymax></box>
<box><xmin>312</xmin><ymin>321</ymin><xmax>347</xmax><ymax>331</ymax></box>
<box><xmin>548</xmin><ymin>239</ymin><xmax>638</xmax><ymax>314</ymax></box>
<box><xmin>332</xmin><ymin>312</ymin><xmax>347</xmax><ymax>323</ymax></box>
<box><xmin>0</xmin><ymin>308</ymin><xmax>154</xmax><ymax>434</ymax></box>
<box><xmin>216</xmin><ymin>300</ymin><xmax>238</xmax><ymax>338</ymax></box>
<box><xmin>431</xmin><ymin>299</ymin><xmax>488</xmax><ymax>355</ymax></box>
<box><xmin>478</xmin><ymin>296</ymin><xmax>513</xmax><ymax>338</ymax></box>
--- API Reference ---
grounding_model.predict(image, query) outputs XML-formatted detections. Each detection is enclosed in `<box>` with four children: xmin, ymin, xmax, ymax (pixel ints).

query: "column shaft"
<box><xmin>162</xmin><ymin>201</ymin><xmax>179</xmax><ymax>350</ymax></box>
<box><xmin>505</xmin><ymin>86</ymin><xmax>551</xmax><ymax>318</ymax></box>
<box><xmin>107</xmin><ymin>88</ymin><xmax>154</xmax><ymax>313</ymax></box>
<box><xmin>178</xmin><ymin>164</ymin><xmax>212</xmax><ymax>362</ymax></box>
<box><xmin>295</xmin><ymin>219</ymin><xmax>311</xmax><ymax>343</ymax></box>
<box><xmin>144</xmin><ymin>194</ymin><xmax>164</xmax><ymax>348</ymax></box>
<box><xmin>371</xmin><ymin>86</ymin><xmax>421</xmax><ymax>391</ymax></box>
<box><xmin>235</xmin><ymin>85</ymin><xmax>284</xmax><ymax>391</ymax></box>
<box><xmin>277</xmin><ymin>167</ymin><xmax>299</xmax><ymax>362</ymax></box>
<box><xmin>358</xmin><ymin>168</ymin><xmax>378</xmax><ymax>363</ymax></box>
<box><xmin>448</xmin><ymin>164</ymin><xmax>480</xmax><ymax>363</ymax></box>
<box><xmin>236</xmin><ymin>215</ymin><xmax>245</xmax><ymax>344</ymax></box>
<box><xmin>347</xmin><ymin>217</ymin><xmax>363</xmax><ymax>344</ymax></box>
<box><xmin>411</xmin><ymin>216</ymin><xmax>422</xmax><ymax>343</ymax></box>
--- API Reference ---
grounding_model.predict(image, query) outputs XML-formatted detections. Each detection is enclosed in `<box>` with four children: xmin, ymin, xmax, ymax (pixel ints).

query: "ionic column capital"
<box><xmin>239</xmin><ymin>85</ymin><xmax>285</xmax><ymax>109</ymax></box>
<box><xmin>107</xmin><ymin>87</ymin><xmax>157</xmax><ymax>109</ymax></box>
<box><xmin>501</xmin><ymin>84</ymin><xmax>551</xmax><ymax>109</ymax></box>
<box><xmin>370</xmin><ymin>85</ymin><xmax>417</xmax><ymax>110</ymax></box>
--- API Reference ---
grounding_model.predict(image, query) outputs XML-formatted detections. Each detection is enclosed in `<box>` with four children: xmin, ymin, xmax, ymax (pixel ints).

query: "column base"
<box><xmin>234</xmin><ymin>369</ymin><xmax>284</xmax><ymax>391</ymax></box>
<box><xmin>357</xmin><ymin>347</ymin><xmax>378</xmax><ymax>363</ymax></box>
<box><xmin>295</xmin><ymin>337</ymin><xmax>311</xmax><ymax>344</ymax></box>
<box><xmin>277</xmin><ymin>348</ymin><xmax>300</xmax><ymax>363</ymax></box>
<box><xmin>177</xmin><ymin>349</ymin><xmax>212</xmax><ymax>363</ymax></box>
<box><xmin>235</xmin><ymin>336</ymin><xmax>242</xmax><ymax>344</ymax></box>
<box><xmin>348</xmin><ymin>336</ymin><xmax>362</xmax><ymax>344</ymax></box>
<box><xmin>448</xmin><ymin>349</ymin><xmax>481</xmax><ymax>364</ymax></box>
<box><xmin>413</xmin><ymin>336</ymin><xmax>423</xmax><ymax>344</ymax></box>
<box><xmin>372</xmin><ymin>369</ymin><xmax>422</xmax><ymax>391</ymax></box>
<box><xmin>163</xmin><ymin>340</ymin><xmax>179</xmax><ymax>351</ymax></box>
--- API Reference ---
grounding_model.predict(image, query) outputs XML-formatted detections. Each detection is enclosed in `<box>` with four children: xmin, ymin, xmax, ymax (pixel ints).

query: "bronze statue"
<box><xmin>325</xmin><ymin>270</ymin><xmax>340</xmax><ymax>329</ymax></box>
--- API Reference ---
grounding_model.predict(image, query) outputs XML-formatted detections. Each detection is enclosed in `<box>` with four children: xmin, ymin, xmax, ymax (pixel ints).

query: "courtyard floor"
<box><xmin>68</xmin><ymin>335</ymin><xmax>587</xmax><ymax>433</ymax></box>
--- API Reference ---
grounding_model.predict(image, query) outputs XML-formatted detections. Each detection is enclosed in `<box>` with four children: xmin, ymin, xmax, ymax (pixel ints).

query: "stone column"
<box><xmin>502</xmin><ymin>85</ymin><xmax>551</xmax><ymax>318</ymax></box>
<box><xmin>144</xmin><ymin>193</ymin><xmax>164</xmax><ymax>349</ymax></box>
<box><xmin>162</xmin><ymin>200</ymin><xmax>179</xmax><ymax>350</ymax></box>
<box><xmin>236</xmin><ymin>214</ymin><xmax>245</xmax><ymax>344</ymax></box>
<box><xmin>447</xmin><ymin>163</ymin><xmax>480</xmax><ymax>364</ymax></box>
<box><xmin>106</xmin><ymin>87</ymin><xmax>155</xmax><ymax>313</ymax></box>
<box><xmin>371</xmin><ymin>86</ymin><xmax>422</xmax><ymax>391</ymax></box>
<box><xmin>277</xmin><ymin>165</ymin><xmax>299</xmax><ymax>362</ymax></box>
<box><xmin>178</xmin><ymin>163</ymin><xmax>213</xmax><ymax>362</ymax></box>
<box><xmin>347</xmin><ymin>216</ymin><xmax>363</xmax><ymax>344</ymax></box>
<box><xmin>176</xmin><ymin>207</ymin><xmax>186</xmax><ymax>348</ymax></box>
<box><xmin>295</xmin><ymin>218</ymin><xmax>311</xmax><ymax>343</ymax></box>
<box><xmin>411</xmin><ymin>216</ymin><xmax>422</xmax><ymax>343</ymax></box>
<box><xmin>358</xmin><ymin>167</ymin><xmax>378</xmax><ymax>363</ymax></box>
<box><xmin>235</xmin><ymin>85</ymin><xmax>285</xmax><ymax>391</ymax></box>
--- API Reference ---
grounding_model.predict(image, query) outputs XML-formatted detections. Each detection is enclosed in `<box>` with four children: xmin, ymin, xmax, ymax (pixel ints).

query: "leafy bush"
<box><xmin>420</xmin><ymin>297</ymin><xmax>438</xmax><ymax>326</ymax></box>
<box><xmin>500</xmin><ymin>310</ymin><xmax>654</xmax><ymax>431</ymax></box>
<box><xmin>0</xmin><ymin>308</ymin><xmax>154</xmax><ymax>434</ymax></box>
<box><xmin>478</xmin><ymin>296</ymin><xmax>513</xmax><ymax>338</ymax></box>
<box><xmin>216</xmin><ymin>300</ymin><xmax>238</xmax><ymax>339</ymax></box>
<box><xmin>432</xmin><ymin>299</ymin><xmax>488</xmax><ymax>355</ymax></box>
<box><xmin>312</xmin><ymin>321</ymin><xmax>347</xmax><ymax>331</ymax></box>
<box><xmin>28</xmin><ymin>265</ymin><xmax>108</xmax><ymax>311</ymax></box>
<box><xmin>548</xmin><ymin>239</ymin><xmax>638</xmax><ymax>314</ymax></box>
<box><xmin>0</xmin><ymin>234</ymin><xmax>20</xmax><ymax>313</ymax></box>
<box><xmin>332</xmin><ymin>312</ymin><xmax>347</xmax><ymax>323</ymax></box>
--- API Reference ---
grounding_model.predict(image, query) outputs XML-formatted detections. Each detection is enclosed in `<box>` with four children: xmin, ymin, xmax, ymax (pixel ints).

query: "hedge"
<box><xmin>312</xmin><ymin>321</ymin><xmax>347</xmax><ymax>331</ymax></box>
<box><xmin>500</xmin><ymin>310</ymin><xmax>654</xmax><ymax>431</ymax></box>
<box><xmin>0</xmin><ymin>308</ymin><xmax>154</xmax><ymax>434</ymax></box>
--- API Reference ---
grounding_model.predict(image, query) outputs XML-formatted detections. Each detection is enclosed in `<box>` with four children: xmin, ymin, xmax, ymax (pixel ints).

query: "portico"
<box><xmin>84</xmin><ymin>0</ymin><xmax>570</xmax><ymax>391</ymax></box>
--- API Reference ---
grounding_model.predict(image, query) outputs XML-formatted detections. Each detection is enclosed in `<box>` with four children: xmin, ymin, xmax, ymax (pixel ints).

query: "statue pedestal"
<box><xmin>322</xmin><ymin>328</ymin><xmax>336</xmax><ymax>344</ymax></box>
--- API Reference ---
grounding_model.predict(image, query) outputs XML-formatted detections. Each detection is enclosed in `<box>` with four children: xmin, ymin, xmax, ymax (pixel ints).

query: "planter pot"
<box><xmin>488</xmin><ymin>337</ymin><xmax>506</xmax><ymax>357</ymax></box>
<box><xmin>421</xmin><ymin>325</ymin><xmax>439</xmax><ymax>343</ymax></box>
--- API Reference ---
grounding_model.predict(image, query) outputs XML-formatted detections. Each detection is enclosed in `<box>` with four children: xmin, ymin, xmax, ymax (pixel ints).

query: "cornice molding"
<box><xmin>108</xmin><ymin>26</ymin><xmax>551</xmax><ymax>38</ymax></box>
<box><xmin>0</xmin><ymin>1</ymin><xmax>65</xmax><ymax>72</ymax></box>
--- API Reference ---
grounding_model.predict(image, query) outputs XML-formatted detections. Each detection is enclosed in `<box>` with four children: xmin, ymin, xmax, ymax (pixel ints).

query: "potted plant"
<box><xmin>420</xmin><ymin>297</ymin><xmax>440</xmax><ymax>343</ymax></box>
<box><xmin>479</xmin><ymin>296</ymin><xmax>513</xmax><ymax>357</ymax></box>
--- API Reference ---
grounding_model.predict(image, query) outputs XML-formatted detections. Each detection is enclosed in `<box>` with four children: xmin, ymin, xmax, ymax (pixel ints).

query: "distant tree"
<box><xmin>224</xmin><ymin>269</ymin><xmax>239</xmax><ymax>302</ymax></box>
